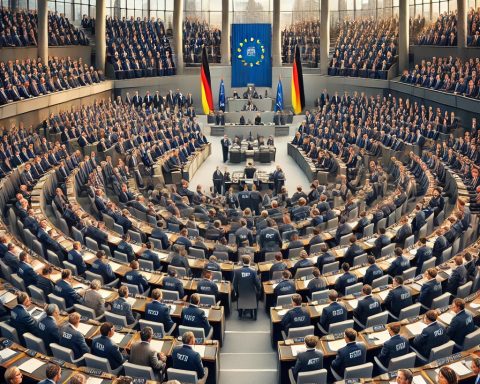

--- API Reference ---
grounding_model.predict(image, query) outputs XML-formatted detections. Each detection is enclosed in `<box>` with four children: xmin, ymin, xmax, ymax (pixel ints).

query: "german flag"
<box><xmin>291</xmin><ymin>45</ymin><xmax>305</xmax><ymax>115</ymax></box>
<box><xmin>200</xmin><ymin>46</ymin><xmax>214</xmax><ymax>114</ymax></box>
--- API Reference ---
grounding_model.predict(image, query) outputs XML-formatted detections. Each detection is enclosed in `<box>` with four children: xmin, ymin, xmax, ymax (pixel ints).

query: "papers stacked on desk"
<box><xmin>0</xmin><ymin>348</ymin><xmax>16</xmax><ymax>361</ymax></box>
<box><xmin>99</xmin><ymin>289</ymin><xmax>113</xmax><ymax>299</ymax></box>
<box><xmin>18</xmin><ymin>358</ymin><xmax>44</xmax><ymax>373</ymax></box>
<box><xmin>111</xmin><ymin>332</ymin><xmax>126</xmax><ymax>345</ymax></box>
<box><xmin>169</xmin><ymin>305</ymin><xmax>177</xmax><ymax>314</ymax></box>
<box><xmin>370</xmin><ymin>330</ymin><xmax>390</xmax><ymax>346</ymax></box>
<box><xmin>355</xmin><ymin>266</ymin><xmax>368</xmax><ymax>275</ymax></box>
<box><xmin>470</xmin><ymin>303</ymin><xmax>480</xmax><ymax>309</ymax></box>
<box><xmin>439</xmin><ymin>311</ymin><xmax>455</xmax><ymax>325</ymax></box>
<box><xmin>314</xmin><ymin>304</ymin><xmax>328</xmax><ymax>315</ymax></box>
<box><xmin>412</xmin><ymin>375</ymin><xmax>428</xmax><ymax>384</ymax></box>
<box><xmin>277</xmin><ymin>309</ymin><xmax>288</xmax><ymax>317</ymax></box>
<box><xmin>125</xmin><ymin>297</ymin><xmax>137</xmax><ymax>306</ymax></box>
<box><xmin>405</xmin><ymin>321</ymin><xmax>428</xmax><ymax>335</ymax></box>
<box><xmin>377</xmin><ymin>290</ymin><xmax>390</xmax><ymax>301</ymax></box>
<box><xmin>201</xmin><ymin>308</ymin><xmax>210</xmax><ymax>317</ymax></box>
<box><xmin>291</xmin><ymin>345</ymin><xmax>307</xmax><ymax>357</ymax></box>
<box><xmin>0</xmin><ymin>291</ymin><xmax>16</xmax><ymax>304</ymax></box>
<box><xmin>346</xmin><ymin>299</ymin><xmax>358</xmax><ymax>309</ymax></box>
<box><xmin>365</xmin><ymin>238</ymin><xmax>377</xmax><ymax>246</ymax></box>
<box><xmin>141</xmin><ymin>271</ymin><xmax>152</xmax><ymax>280</ymax></box>
<box><xmin>435</xmin><ymin>362</ymin><xmax>472</xmax><ymax>376</ymax></box>
<box><xmin>150</xmin><ymin>340</ymin><xmax>164</xmax><ymax>351</ymax></box>
<box><xmin>327</xmin><ymin>339</ymin><xmax>347</xmax><ymax>352</ymax></box>
<box><xmin>77</xmin><ymin>322</ymin><xmax>94</xmax><ymax>336</ymax></box>
<box><xmin>110</xmin><ymin>262</ymin><xmax>123</xmax><ymax>272</ymax></box>
<box><xmin>193</xmin><ymin>345</ymin><xmax>206</xmax><ymax>357</ymax></box>
<box><xmin>86</xmin><ymin>378</ymin><xmax>104</xmax><ymax>384</ymax></box>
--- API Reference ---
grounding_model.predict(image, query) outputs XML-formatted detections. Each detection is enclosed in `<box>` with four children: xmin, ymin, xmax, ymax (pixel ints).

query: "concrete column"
<box><xmin>37</xmin><ymin>0</ymin><xmax>48</xmax><ymax>62</ymax></box>
<box><xmin>399</xmin><ymin>0</ymin><xmax>409</xmax><ymax>72</ymax></box>
<box><xmin>173</xmin><ymin>0</ymin><xmax>184</xmax><ymax>74</ymax></box>
<box><xmin>272</xmin><ymin>0</ymin><xmax>281</xmax><ymax>67</ymax></box>
<box><xmin>320</xmin><ymin>0</ymin><xmax>330</xmax><ymax>74</ymax></box>
<box><xmin>9</xmin><ymin>0</ymin><xmax>18</xmax><ymax>11</ymax></box>
<box><xmin>221</xmin><ymin>0</ymin><xmax>230</xmax><ymax>65</ymax></box>
<box><xmin>457</xmin><ymin>0</ymin><xmax>467</xmax><ymax>48</ymax></box>
<box><xmin>95</xmin><ymin>0</ymin><xmax>106</xmax><ymax>72</ymax></box>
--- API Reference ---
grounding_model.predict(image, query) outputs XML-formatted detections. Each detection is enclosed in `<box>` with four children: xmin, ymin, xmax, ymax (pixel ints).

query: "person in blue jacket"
<box><xmin>196</xmin><ymin>269</ymin><xmax>219</xmax><ymax>299</ymax></box>
<box><xmin>9</xmin><ymin>292</ymin><xmax>40</xmax><ymax>344</ymax></box>
<box><xmin>38</xmin><ymin>304</ymin><xmax>61</xmax><ymax>354</ymax></box>
<box><xmin>418</xmin><ymin>268</ymin><xmax>442</xmax><ymax>309</ymax></box>
<box><xmin>447</xmin><ymin>298</ymin><xmax>476</xmax><ymax>350</ymax></box>
<box><xmin>318</xmin><ymin>290</ymin><xmax>347</xmax><ymax>333</ymax></box>
<box><xmin>54</xmin><ymin>269</ymin><xmax>84</xmax><ymax>308</ymax></box>
<box><xmin>59</xmin><ymin>312</ymin><xmax>90</xmax><ymax>359</ymax></box>
<box><xmin>172</xmin><ymin>331</ymin><xmax>208</xmax><ymax>383</ymax></box>
<box><xmin>331</xmin><ymin>328</ymin><xmax>367</xmax><ymax>378</ymax></box>
<box><xmin>411</xmin><ymin>310</ymin><xmax>450</xmax><ymax>359</ymax></box>
<box><xmin>334</xmin><ymin>262</ymin><xmax>358</xmax><ymax>296</ymax></box>
<box><xmin>145</xmin><ymin>288</ymin><xmax>175</xmax><ymax>333</ymax></box>
<box><xmin>364</xmin><ymin>256</ymin><xmax>383</xmax><ymax>286</ymax></box>
<box><xmin>281</xmin><ymin>293</ymin><xmax>311</xmax><ymax>335</ymax></box>
<box><xmin>353</xmin><ymin>284</ymin><xmax>381</xmax><ymax>327</ymax></box>
<box><xmin>162</xmin><ymin>268</ymin><xmax>185</xmax><ymax>299</ymax></box>
<box><xmin>91</xmin><ymin>322</ymin><xmax>125</xmax><ymax>369</ymax></box>
<box><xmin>274</xmin><ymin>269</ymin><xmax>296</xmax><ymax>301</ymax></box>
<box><xmin>67</xmin><ymin>241</ymin><xmax>87</xmax><ymax>275</ymax></box>
<box><xmin>384</xmin><ymin>276</ymin><xmax>413</xmax><ymax>319</ymax></box>
<box><xmin>414</xmin><ymin>238</ymin><xmax>433</xmax><ymax>276</ymax></box>
<box><xmin>123</xmin><ymin>260</ymin><xmax>149</xmax><ymax>294</ymax></box>
<box><xmin>375</xmin><ymin>323</ymin><xmax>410</xmax><ymax>371</ymax></box>
<box><xmin>291</xmin><ymin>335</ymin><xmax>323</xmax><ymax>380</ymax></box>
<box><xmin>181</xmin><ymin>293</ymin><xmax>212</xmax><ymax>338</ymax></box>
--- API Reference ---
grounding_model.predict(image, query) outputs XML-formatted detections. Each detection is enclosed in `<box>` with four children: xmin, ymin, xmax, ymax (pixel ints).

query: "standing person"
<box><xmin>212</xmin><ymin>166</ymin><xmax>224</xmax><ymax>195</ymax></box>
<box><xmin>233</xmin><ymin>255</ymin><xmax>261</xmax><ymax>319</ymax></box>
<box><xmin>220</xmin><ymin>135</ymin><xmax>231</xmax><ymax>163</ymax></box>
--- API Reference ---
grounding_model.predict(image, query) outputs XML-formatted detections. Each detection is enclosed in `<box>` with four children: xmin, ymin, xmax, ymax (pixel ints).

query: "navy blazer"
<box><xmin>412</xmin><ymin>321</ymin><xmax>449</xmax><ymax>357</ymax></box>
<box><xmin>386</xmin><ymin>256</ymin><xmax>410</xmax><ymax>277</ymax></box>
<box><xmin>353</xmin><ymin>295</ymin><xmax>381</xmax><ymax>326</ymax></box>
<box><xmin>91</xmin><ymin>335</ymin><xmax>125</xmax><ymax>369</ymax></box>
<box><xmin>343</xmin><ymin>243</ymin><xmax>364</xmax><ymax>266</ymax></box>
<box><xmin>419</xmin><ymin>279</ymin><xmax>442</xmax><ymax>308</ymax></box>
<box><xmin>124</xmin><ymin>269</ymin><xmax>149</xmax><ymax>294</ymax></box>
<box><xmin>38</xmin><ymin>316</ymin><xmax>60</xmax><ymax>352</ymax></box>
<box><xmin>319</xmin><ymin>301</ymin><xmax>347</xmax><ymax>332</ymax></box>
<box><xmin>17</xmin><ymin>261</ymin><xmax>38</xmax><ymax>286</ymax></box>
<box><xmin>281</xmin><ymin>306</ymin><xmax>311</xmax><ymax>333</ymax></box>
<box><xmin>54</xmin><ymin>279</ymin><xmax>84</xmax><ymax>308</ymax></box>
<box><xmin>10</xmin><ymin>304</ymin><xmax>39</xmax><ymax>343</ymax></box>
<box><xmin>59</xmin><ymin>323</ymin><xmax>90</xmax><ymax>359</ymax></box>
<box><xmin>331</xmin><ymin>341</ymin><xmax>367</xmax><ymax>376</ymax></box>
<box><xmin>415</xmin><ymin>246</ymin><xmax>433</xmax><ymax>276</ymax></box>
<box><xmin>274</xmin><ymin>279</ymin><xmax>296</xmax><ymax>299</ymax></box>
<box><xmin>181</xmin><ymin>304</ymin><xmax>211</xmax><ymax>336</ymax></box>
<box><xmin>197</xmin><ymin>279</ymin><xmax>219</xmax><ymax>298</ymax></box>
<box><xmin>162</xmin><ymin>276</ymin><xmax>185</xmax><ymax>298</ymax></box>
<box><xmin>172</xmin><ymin>344</ymin><xmax>205</xmax><ymax>379</ymax></box>
<box><xmin>376</xmin><ymin>334</ymin><xmax>410</xmax><ymax>367</ymax></box>
<box><xmin>91</xmin><ymin>259</ymin><xmax>116</xmax><ymax>283</ymax></box>
<box><xmin>447</xmin><ymin>265</ymin><xmax>467</xmax><ymax>295</ymax></box>
<box><xmin>447</xmin><ymin>310</ymin><xmax>476</xmax><ymax>346</ymax></box>
<box><xmin>292</xmin><ymin>348</ymin><xmax>324</xmax><ymax>380</ymax></box>
<box><xmin>384</xmin><ymin>286</ymin><xmax>412</xmax><ymax>317</ymax></box>
<box><xmin>67</xmin><ymin>249</ymin><xmax>87</xmax><ymax>275</ymax></box>
<box><xmin>111</xmin><ymin>297</ymin><xmax>137</xmax><ymax>325</ymax></box>
<box><xmin>145</xmin><ymin>300</ymin><xmax>175</xmax><ymax>331</ymax></box>
<box><xmin>334</xmin><ymin>272</ymin><xmax>358</xmax><ymax>296</ymax></box>
<box><xmin>363</xmin><ymin>264</ymin><xmax>383</xmax><ymax>286</ymax></box>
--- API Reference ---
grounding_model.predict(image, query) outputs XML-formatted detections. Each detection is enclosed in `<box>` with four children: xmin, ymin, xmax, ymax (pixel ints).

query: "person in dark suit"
<box><xmin>384</xmin><ymin>276</ymin><xmax>412</xmax><ymax>319</ymax></box>
<box><xmin>447</xmin><ymin>256</ymin><xmax>467</xmax><ymax>295</ymax></box>
<box><xmin>150</xmin><ymin>223</ymin><xmax>171</xmax><ymax>250</ymax></box>
<box><xmin>447</xmin><ymin>298</ymin><xmax>476</xmax><ymax>349</ymax></box>
<box><xmin>331</xmin><ymin>328</ymin><xmax>367</xmax><ymax>378</ymax></box>
<box><xmin>91</xmin><ymin>322</ymin><xmax>125</xmax><ymax>370</ymax></box>
<box><xmin>9</xmin><ymin>292</ymin><xmax>40</xmax><ymax>344</ymax></box>
<box><xmin>91</xmin><ymin>250</ymin><xmax>116</xmax><ymax>283</ymax></box>
<box><xmin>411</xmin><ymin>310</ymin><xmax>450</xmax><ymax>359</ymax></box>
<box><xmin>38</xmin><ymin>304</ymin><xmax>61</xmax><ymax>354</ymax></box>
<box><xmin>197</xmin><ymin>269</ymin><xmax>219</xmax><ymax>299</ymax></box>
<box><xmin>212</xmin><ymin>166</ymin><xmax>224</xmax><ymax>195</ymax></box>
<box><xmin>124</xmin><ymin>260</ymin><xmax>149</xmax><ymax>294</ymax></box>
<box><xmin>364</xmin><ymin>256</ymin><xmax>383</xmax><ymax>286</ymax></box>
<box><xmin>375</xmin><ymin>323</ymin><xmax>410</xmax><ymax>370</ymax></box>
<box><xmin>233</xmin><ymin>255</ymin><xmax>261</xmax><ymax>319</ymax></box>
<box><xmin>316</xmin><ymin>244</ymin><xmax>336</xmax><ymax>271</ymax></box>
<box><xmin>373</xmin><ymin>227</ymin><xmax>391</xmax><ymax>258</ymax></box>
<box><xmin>281</xmin><ymin>294</ymin><xmax>311</xmax><ymax>335</ymax></box>
<box><xmin>172</xmin><ymin>331</ymin><xmax>208</xmax><ymax>383</ymax></box>
<box><xmin>181</xmin><ymin>293</ymin><xmax>212</xmax><ymax>337</ymax></box>
<box><xmin>145</xmin><ymin>289</ymin><xmax>175</xmax><ymax>332</ymax></box>
<box><xmin>411</xmin><ymin>205</ymin><xmax>426</xmax><ymax>234</ymax></box>
<box><xmin>67</xmin><ymin>241</ymin><xmax>87</xmax><ymax>275</ymax></box>
<box><xmin>290</xmin><ymin>335</ymin><xmax>323</xmax><ymax>380</ymax></box>
<box><xmin>54</xmin><ymin>269</ymin><xmax>84</xmax><ymax>308</ymax></box>
<box><xmin>37</xmin><ymin>266</ymin><xmax>55</xmax><ymax>295</ymax></box>
<box><xmin>59</xmin><ymin>312</ymin><xmax>90</xmax><ymax>359</ymax></box>
<box><xmin>343</xmin><ymin>236</ymin><xmax>364</xmax><ymax>266</ymax></box>
<box><xmin>307</xmin><ymin>268</ymin><xmax>328</xmax><ymax>298</ymax></box>
<box><xmin>274</xmin><ymin>270</ymin><xmax>296</xmax><ymax>301</ymax></box>
<box><xmin>129</xmin><ymin>326</ymin><xmax>167</xmax><ymax>380</ymax></box>
<box><xmin>244</xmin><ymin>161</ymin><xmax>257</xmax><ymax>179</ymax></box>
<box><xmin>37</xmin><ymin>364</ymin><xmax>62</xmax><ymax>384</ymax></box>
<box><xmin>386</xmin><ymin>248</ymin><xmax>410</xmax><ymax>277</ymax></box>
<box><xmin>353</xmin><ymin>285</ymin><xmax>381</xmax><ymax>327</ymax></box>
<box><xmin>418</xmin><ymin>268</ymin><xmax>442</xmax><ymax>309</ymax></box>
<box><xmin>259</xmin><ymin>220</ymin><xmax>282</xmax><ymax>253</ymax></box>
<box><xmin>395</xmin><ymin>217</ymin><xmax>413</xmax><ymax>248</ymax></box>
<box><xmin>220</xmin><ymin>135</ymin><xmax>231</xmax><ymax>163</ymax></box>
<box><xmin>414</xmin><ymin>238</ymin><xmax>433</xmax><ymax>276</ymax></box>
<box><xmin>17</xmin><ymin>252</ymin><xmax>38</xmax><ymax>287</ymax></box>
<box><xmin>334</xmin><ymin>263</ymin><xmax>358</xmax><ymax>296</ymax></box>
<box><xmin>111</xmin><ymin>285</ymin><xmax>139</xmax><ymax>326</ymax></box>
<box><xmin>318</xmin><ymin>290</ymin><xmax>347</xmax><ymax>333</ymax></box>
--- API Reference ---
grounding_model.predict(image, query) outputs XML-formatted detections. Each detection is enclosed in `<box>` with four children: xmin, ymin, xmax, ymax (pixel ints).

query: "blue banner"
<box><xmin>218</xmin><ymin>79</ymin><xmax>225</xmax><ymax>111</ymax></box>
<box><xmin>231</xmin><ymin>24</ymin><xmax>272</xmax><ymax>87</ymax></box>
<box><xmin>274</xmin><ymin>79</ymin><xmax>283</xmax><ymax>112</ymax></box>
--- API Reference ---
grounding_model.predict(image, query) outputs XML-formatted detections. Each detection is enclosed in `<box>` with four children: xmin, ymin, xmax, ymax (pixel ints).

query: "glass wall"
<box><xmin>232</xmin><ymin>0</ymin><xmax>272</xmax><ymax>24</ymax></box>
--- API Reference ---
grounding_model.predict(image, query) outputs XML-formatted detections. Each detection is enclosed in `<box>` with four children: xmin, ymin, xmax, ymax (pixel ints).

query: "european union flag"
<box><xmin>219</xmin><ymin>79</ymin><xmax>225</xmax><ymax>112</ymax></box>
<box><xmin>274</xmin><ymin>79</ymin><xmax>284</xmax><ymax>112</ymax></box>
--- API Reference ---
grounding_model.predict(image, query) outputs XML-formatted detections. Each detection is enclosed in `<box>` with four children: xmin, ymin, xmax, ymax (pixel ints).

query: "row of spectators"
<box><xmin>400</xmin><ymin>56</ymin><xmax>480</xmax><ymax>99</ymax></box>
<box><xmin>282</xmin><ymin>19</ymin><xmax>321</xmax><ymax>65</ymax></box>
<box><xmin>107</xmin><ymin>16</ymin><xmax>175</xmax><ymax>79</ymax></box>
<box><xmin>415</xmin><ymin>8</ymin><xmax>480</xmax><ymax>46</ymax></box>
<box><xmin>0</xmin><ymin>56</ymin><xmax>104</xmax><ymax>105</ymax></box>
<box><xmin>183</xmin><ymin>17</ymin><xmax>221</xmax><ymax>64</ymax></box>
<box><xmin>0</xmin><ymin>8</ymin><xmax>89</xmax><ymax>47</ymax></box>
<box><xmin>328</xmin><ymin>17</ymin><xmax>398</xmax><ymax>79</ymax></box>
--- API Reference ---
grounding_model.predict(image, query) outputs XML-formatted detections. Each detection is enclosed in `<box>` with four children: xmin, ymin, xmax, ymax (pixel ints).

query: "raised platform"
<box><xmin>210</xmin><ymin>124</ymin><xmax>289</xmax><ymax>137</ymax></box>
<box><xmin>227</xmin><ymin>97</ymin><xmax>274</xmax><ymax>112</ymax></box>
<box><xmin>207</xmin><ymin>111</ymin><xmax>294</xmax><ymax>124</ymax></box>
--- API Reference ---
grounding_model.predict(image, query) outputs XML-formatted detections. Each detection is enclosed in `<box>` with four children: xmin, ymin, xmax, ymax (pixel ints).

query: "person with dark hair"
<box><xmin>447</xmin><ymin>256</ymin><xmax>467</xmax><ymax>295</ymax></box>
<box><xmin>290</xmin><ymin>335</ymin><xmax>323</xmax><ymax>380</ymax></box>
<box><xmin>54</xmin><ymin>269</ymin><xmax>84</xmax><ymax>308</ymax></box>
<box><xmin>373</xmin><ymin>227</ymin><xmax>391</xmax><ymax>258</ymax></box>
<box><xmin>386</xmin><ymin>248</ymin><xmax>410</xmax><ymax>277</ymax></box>
<box><xmin>353</xmin><ymin>285</ymin><xmax>381</xmax><ymax>327</ymax></box>
<box><xmin>437</xmin><ymin>366</ymin><xmax>458</xmax><ymax>384</ymax></box>
<box><xmin>281</xmin><ymin>294</ymin><xmax>310</xmax><ymax>335</ymax></box>
<box><xmin>331</xmin><ymin>328</ymin><xmax>366</xmax><ymax>377</ymax></box>
<box><xmin>274</xmin><ymin>270</ymin><xmax>296</xmax><ymax>300</ymax></box>
<box><xmin>233</xmin><ymin>255</ymin><xmax>261</xmax><ymax>319</ymax></box>
<box><xmin>124</xmin><ymin>260</ymin><xmax>149</xmax><ymax>294</ymax></box>
<box><xmin>447</xmin><ymin>298</ymin><xmax>475</xmax><ymax>349</ymax></box>
<box><xmin>172</xmin><ymin>332</ymin><xmax>208</xmax><ymax>383</ymax></box>
<box><xmin>181</xmin><ymin>293</ymin><xmax>212</xmax><ymax>337</ymax></box>
<box><xmin>306</xmin><ymin>268</ymin><xmax>327</xmax><ymax>298</ymax></box>
<box><xmin>9</xmin><ymin>292</ymin><xmax>40</xmax><ymax>344</ymax></box>
<box><xmin>316</xmin><ymin>243</ymin><xmax>335</xmax><ymax>271</ymax></box>
<box><xmin>384</xmin><ymin>276</ymin><xmax>412</xmax><ymax>319</ymax></box>
<box><xmin>375</xmin><ymin>323</ymin><xmax>410</xmax><ymax>371</ymax></box>
<box><xmin>318</xmin><ymin>290</ymin><xmax>347</xmax><ymax>334</ymax></box>
<box><xmin>111</xmin><ymin>285</ymin><xmax>138</xmax><ymax>326</ymax></box>
<box><xmin>334</xmin><ymin>263</ymin><xmax>358</xmax><ymax>296</ymax></box>
<box><xmin>419</xmin><ymin>268</ymin><xmax>442</xmax><ymax>309</ymax></box>
<box><xmin>364</xmin><ymin>255</ymin><xmax>383</xmax><ymax>286</ymax></box>
<box><xmin>395</xmin><ymin>369</ymin><xmax>413</xmax><ymax>384</ymax></box>
<box><xmin>38</xmin><ymin>364</ymin><xmax>62</xmax><ymax>384</ymax></box>
<box><xmin>197</xmin><ymin>270</ymin><xmax>219</xmax><ymax>299</ymax></box>
<box><xmin>414</xmin><ymin>238</ymin><xmax>433</xmax><ymax>276</ymax></box>
<box><xmin>343</xmin><ymin>235</ymin><xmax>364</xmax><ymax>266</ymax></box>
<box><xmin>91</xmin><ymin>322</ymin><xmax>125</xmax><ymax>369</ymax></box>
<box><xmin>145</xmin><ymin>289</ymin><xmax>175</xmax><ymax>332</ymax></box>
<box><xmin>129</xmin><ymin>326</ymin><xmax>167</xmax><ymax>380</ymax></box>
<box><xmin>162</xmin><ymin>268</ymin><xmax>185</xmax><ymax>299</ymax></box>
<box><xmin>411</xmin><ymin>310</ymin><xmax>449</xmax><ymax>359</ymax></box>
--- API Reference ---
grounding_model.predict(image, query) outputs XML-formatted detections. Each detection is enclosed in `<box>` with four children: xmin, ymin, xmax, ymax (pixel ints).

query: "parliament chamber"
<box><xmin>2</xmin><ymin>1</ymin><xmax>480</xmax><ymax>384</ymax></box>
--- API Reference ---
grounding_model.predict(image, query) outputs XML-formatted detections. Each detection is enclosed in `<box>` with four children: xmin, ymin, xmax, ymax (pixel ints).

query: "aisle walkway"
<box><xmin>219</xmin><ymin>310</ymin><xmax>277</xmax><ymax>384</ymax></box>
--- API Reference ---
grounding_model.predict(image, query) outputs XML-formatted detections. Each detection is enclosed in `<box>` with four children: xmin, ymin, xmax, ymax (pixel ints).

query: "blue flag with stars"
<box><xmin>274</xmin><ymin>79</ymin><xmax>284</xmax><ymax>112</ymax></box>
<box><xmin>219</xmin><ymin>79</ymin><xmax>225</xmax><ymax>112</ymax></box>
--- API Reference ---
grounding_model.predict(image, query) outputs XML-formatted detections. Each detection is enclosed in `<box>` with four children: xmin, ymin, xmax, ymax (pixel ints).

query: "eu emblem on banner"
<box><xmin>237</xmin><ymin>37</ymin><xmax>265</xmax><ymax>67</ymax></box>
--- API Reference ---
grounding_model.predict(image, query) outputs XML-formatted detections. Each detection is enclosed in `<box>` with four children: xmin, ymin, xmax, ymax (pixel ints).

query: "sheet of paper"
<box><xmin>411</xmin><ymin>283</ymin><xmax>423</xmax><ymax>292</ymax></box>
<box><xmin>272</xmin><ymin>283</ymin><xmax>279</xmax><ymax>289</ymax></box>
<box><xmin>0</xmin><ymin>348</ymin><xmax>16</xmax><ymax>360</ymax></box>
<box><xmin>150</xmin><ymin>340</ymin><xmax>164</xmax><ymax>351</ymax></box>
<box><xmin>328</xmin><ymin>339</ymin><xmax>347</xmax><ymax>352</ymax></box>
<box><xmin>366</xmin><ymin>238</ymin><xmax>377</xmax><ymax>245</ymax></box>
<box><xmin>412</xmin><ymin>375</ymin><xmax>428</xmax><ymax>384</ymax></box>
<box><xmin>141</xmin><ymin>271</ymin><xmax>152</xmax><ymax>280</ymax></box>
<box><xmin>125</xmin><ymin>297</ymin><xmax>137</xmax><ymax>306</ymax></box>
<box><xmin>356</xmin><ymin>267</ymin><xmax>368</xmax><ymax>275</ymax></box>
<box><xmin>32</xmin><ymin>261</ymin><xmax>44</xmax><ymax>271</ymax></box>
<box><xmin>314</xmin><ymin>304</ymin><xmax>328</xmax><ymax>315</ymax></box>
<box><xmin>76</xmin><ymin>322</ymin><xmax>93</xmax><ymax>336</ymax></box>
<box><xmin>277</xmin><ymin>309</ymin><xmax>288</xmax><ymax>316</ymax></box>
<box><xmin>201</xmin><ymin>308</ymin><xmax>210</xmax><ymax>317</ymax></box>
<box><xmin>110</xmin><ymin>262</ymin><xmax>123</xmax><ymax>272</ymax></box>
<box><xmin>370</xmin><ymin>330</ymin><xmax>391</xmax><ymax>346</ymax></box>
<box><xmin>18</xmin><ymin>358</ymin><xmax>45</xmax><ymax>374</ymax></box>
<box><xmin>439</xmin><ymin>311</ymin><xmax>455</xmax><ymax>325</ymax></box>
<box><xmin>86</xmin><ymin>378</ymin><xmax>104</xmax><ymax>384</ymax></box>
<box><xmin>347</xmin><ymin>299</ymin><xmax>358</xmax><ymax>309</ymax></box>
<box><xmin>405</xmin><ymin>321</ymin><xmax>428</xmax><ymax>335</ymax></box>
<box><xmin>83</xmin><ymin>252</ymin><xmax>96</xmax><ymax>262</ymax></box>
<box><xmin>448</xmin><ymin>361</ymin><xmax>472</xmax><ymax>376</ymax></box>
<box><xmin>377</xmin><ymin>290</ymin><xmax>389</xmax><ymax>301</ymax></box>
<box><xmin>0</xmin><ymin>291</ymin><xmax>17</xmax><ymax>304</ymax></box>
<box><xmin>169</xmin><ymin>305</ymin><xmax>176</xmax><ymax>314</ymax></box>
<box><xmin>111</xmin><ymin>332</ymin><xmax>125</xmax><ymax>345</ymax></box>
<box><xmin>158</xmin><ymin>253</ymin><xmax>169</xmax><ymax>261</ymax></box>
<box><xmin>99</xmin><ymin>289</ymin><xmax>113</xmax><ymax>299</ymax></box>
<box><xmin>470</xmin><ymin>303</ymin><xmax>480</xmax><ymax>309</ymax></box>
<box><xmin>192</xmin><ymin>345</ymin><xmax>205</xmax><ymax>356</ymax></box>
<box><xmin>291</xmin><ymin>345</ymin><xmax>306</xmax><ymax>357</ymax></box>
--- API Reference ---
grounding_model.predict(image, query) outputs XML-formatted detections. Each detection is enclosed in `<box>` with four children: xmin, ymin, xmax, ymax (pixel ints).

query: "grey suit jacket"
<box><xmin>129</xmin><ymin>340</ymin><xmax>165</xmax><ymax>372</ymax></box>
<box><xmin>83</xmin><ymin>289</ymin><xmax>105</xmax><ymax>317</ymax></box>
